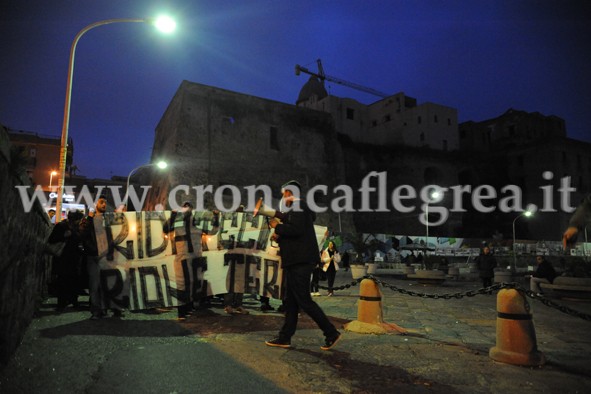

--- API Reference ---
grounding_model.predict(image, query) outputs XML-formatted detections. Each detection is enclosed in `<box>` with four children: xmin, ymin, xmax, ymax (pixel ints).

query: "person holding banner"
<box><xmin>79</xmin><ymin>195</ymin><xmax>123</xmax><ymax>319</ymax></box>
<box><xmin>163</xmin><ymin>201</ymin><xmax>220</xmax><ymax>320</ymax></box>
<box><xmin>265</xmin><ymin>180</ymin><xmax>342</xmax><ymax>351</ymax></box>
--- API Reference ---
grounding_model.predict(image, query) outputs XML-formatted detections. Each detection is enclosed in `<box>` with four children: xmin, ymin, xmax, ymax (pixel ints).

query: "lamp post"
<box><xmin>425</xmin><ymin>190</ymin><xmax>441</xmax><ymax>251</ymax></box>
<box><xmin>124</xmin><ymin>161</ymin><xmax>168</xmax><ymax>210</ymax></box>
<box><xmin>512</xmin><ymin>210</ymin><xmax>533</xmax><ymax>271</ymax></box>
<box><xmin>49</xmin><ymin>170</ymin><xmax>57</xmax><ymax>191</ymax></box>
<box><xmin>54</xmin><ymin>16</ymin><xmax>176</xmax><ymax>222</ymax></box>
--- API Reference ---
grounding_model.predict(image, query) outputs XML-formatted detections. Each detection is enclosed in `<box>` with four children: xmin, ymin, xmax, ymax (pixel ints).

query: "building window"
<box><xmin>508</xmin><ymin>125</ymin><xmax>515</xmax><ymax>136</ymax></box>
<box><xmin>460</xmin><ymin>130</ymin><xmax>466</xmax><ymax>139</ymax></box>
<box><xmin>371</xmin><ymin>120</ymin><xmax>377</xmax><ymax>127</ymax></box>
<box><xmin>434</xmin><ymin>115</ymin><xmax>438</xmax><ymax>123</ymax></box>
<box><xmin>420</xmin><ymin>132</ymin><xmax>425</xmax><ymax>142</ymax></box>
<box><xmin>346</xmin><ymin>108</ymin><xmax>355</xmax><ymax>120</ymax></box>
<box><xmin>417</xmin><ymin>116</ymin><xmax>422</xmax><ymax>125</ymax></box>
<box><xmin>30</xmin><ymin>148</ymin><xmax>36</xmax><ymax>157</ymax></box>
<box><xmin>384</xmin><ymin>114</ymin><xmax>391</xmax><ymax>122</ymax></box>
<box><xmin>270</xmin><ymin>127</ymin><xmax>279</xmax><ymax>151</ymax></box>
<box><xmin>448</xmin><ymin>118</ymin><xmax>451</xmax><ymax>126</ymax></box>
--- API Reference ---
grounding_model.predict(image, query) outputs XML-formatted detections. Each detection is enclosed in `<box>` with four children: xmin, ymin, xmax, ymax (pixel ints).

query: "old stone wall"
<box><xmin>147</xmin><ymin>81</ymin><xmax>356</xmax><ymax>231</ymax></box>
<box><xmin>0</xmin><ymin>125</ymin><xmax>52</xmax><ymax>366</ymax></box>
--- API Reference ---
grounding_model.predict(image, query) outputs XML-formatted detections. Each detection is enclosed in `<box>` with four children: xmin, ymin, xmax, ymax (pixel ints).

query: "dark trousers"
<box><xmin>326</xmin><ymin>265</ymin><xmax>337</xmax><ymax>292</ymax></box>
<box><xmin>86</xmin><ymin>256</ymin><xmax>103</xmax><ymax>317</ymax></box>
<box><xmin>310</xmin><ymin>268</ymin><xmax>320</xmax><ymax>293</ymax></box>
<box><xmin>482</xmin><ymin>277</ymin><xmax>493</xmax><ymax>288</ymax></box>
<box><xmin>279</xmin><ymin>263</ymin><xmax>338</xmax><ymax>340</ymax></box>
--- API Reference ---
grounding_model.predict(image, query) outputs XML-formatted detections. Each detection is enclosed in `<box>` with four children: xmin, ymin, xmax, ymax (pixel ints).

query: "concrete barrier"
<box><xmin>407</xmin><ymin>270</ymin><xmax>446</xmax><ymax>285</ymax></box>
<box><xmin>489</xmin><ymin>288</ymin><xmax>545</xmax><ymax>366</ymax></box>
<box><xmin>540</xmin><ymin>277</ymin><xmax>591</xmax><ymax>299</ymax></box>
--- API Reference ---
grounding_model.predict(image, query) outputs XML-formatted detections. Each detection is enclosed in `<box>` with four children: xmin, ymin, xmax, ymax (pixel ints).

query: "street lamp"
<box><xmin>512</xmin><ymin>209</ymin><xmax>534</xmax><ymax>271</ymax></box>
<box><xmin>54</xmin><ymin>16</ymin><xmax>176</xmax><ymax>222</ymax></box>
<box><xmin>425</xmin><ymin>190</ymin><xmax>441</xmax><ymax>252</ymax></box>
<box><xmin>124</xmin><ymin>161</ymin><xmax>168</xmax><ymax>210</ymax></box>
<box><xmin>49</xmin><ymin>170</ymin><xmax>57</xmax><ymax>191</ymax></box>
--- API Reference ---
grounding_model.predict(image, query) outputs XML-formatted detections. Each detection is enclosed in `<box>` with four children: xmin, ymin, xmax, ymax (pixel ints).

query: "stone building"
<box><xmin>146</xmin><ymin>79</ymin><xmax>590</xmax><ymax>241</ymax></box>
<box><xmin>459</xmin><ymin>109</ymin><xmax>591</xmax><ymax>240</ymax></box>
<box><xmin>145</xmin><ymin>80</ymin><xmax>352</xmax><ymax>232</ymax></box>
<box><xmin>297</xmin><ymin>77</ymin><xmax>459</xmax><ymax>150</ymax></box>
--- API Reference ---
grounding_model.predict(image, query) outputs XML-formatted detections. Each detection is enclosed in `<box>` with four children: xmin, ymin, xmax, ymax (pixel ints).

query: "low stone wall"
<box><xmin>540</xmin><ymin>277</ymin><xmax>591</xmax><ymax>299</ymax></box>
<box><xmin>0</xmin><ymin>126</ymin><xmax>52</xmax><ymax>366</ymax></box>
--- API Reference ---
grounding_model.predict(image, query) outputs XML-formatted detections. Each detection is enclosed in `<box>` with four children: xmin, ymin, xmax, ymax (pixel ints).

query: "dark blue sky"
<box><xmin>1</xmin><ymin>1</ymin><xmax>590</xmax><ymax>179</ymax></box>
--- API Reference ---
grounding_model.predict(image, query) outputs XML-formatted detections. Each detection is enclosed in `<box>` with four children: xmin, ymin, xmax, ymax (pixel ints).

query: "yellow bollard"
<box><xmin>344</xmin><ymin>279</ymin><xmax>407</xmax><ymax>334</ymax></box>
<box><xmin>489</xmin><ymin>288</ymin><xmax>545</xmax><ymax>366</ymax></box>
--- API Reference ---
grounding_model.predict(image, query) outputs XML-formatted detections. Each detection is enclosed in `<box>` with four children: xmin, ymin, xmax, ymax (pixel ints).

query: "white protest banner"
<box><xmin>95</xmin><ymin>211</ymin><xmax>326</xmax><ymax>311</ymax></box>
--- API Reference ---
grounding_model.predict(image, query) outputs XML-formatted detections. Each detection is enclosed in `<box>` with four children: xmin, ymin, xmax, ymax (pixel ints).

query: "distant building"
<box><xmin>459</xmin><ymin>109</ymin><xmax>590</xmax><ymax>240</ymax></box>
<box><xmin>5</xmin><ymin>125</ymin><xmax>126</xmax><ymax>215</ymax></box>
<box><xmin>297</xmin><ymin>77</ymin><xmax>459</xmax><ymax>150</ymax></box>
<box><xmin>146</xmin><ymin>79</ymin><xmax>589</xmax><ymax>241</ymax></box>
<box><xmin>6</xmin><ymin>128</ymin><xmax>70</xmax><ymax>191</ymax></box>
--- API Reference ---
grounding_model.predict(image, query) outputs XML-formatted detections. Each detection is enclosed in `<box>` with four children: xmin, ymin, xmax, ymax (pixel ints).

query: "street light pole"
<box><xmin>512</xmin><ymin>210</ymin><xmax>533</xmax><ymax>271</ymax></box>
<box><xmin>425</xmin><ymin>190</ymin><xmax>440</xmax><ymax>252</ymax></box>
<box><xmin>54</xmin><ymin>16</ymin><xmax>176</xmax><ymax>222</ymax></box>
<box><xmin>49</xmin><ymin>170</ymin><xmax>57</xmax><ymax>191</ymax></box>
<box><xmin>124</xmin><ymin>161</ymin><xmax>168</xmax><ymax>210</ymax></box>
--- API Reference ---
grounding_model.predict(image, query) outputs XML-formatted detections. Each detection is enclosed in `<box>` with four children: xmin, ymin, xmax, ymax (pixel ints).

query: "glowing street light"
<box><xmin>124</xmin><ymin>160</ymin><xmax>168</xmax><ymax>210</ymax></box>
<box><xmin>49</xmin><ymin>170</ymin><xmax>57</xmax><ymax>191</ymax></box>
<box><xmin>512</xmin><ymin>208</ymin><xmax>534</xmax><ymax>271</ymax></box>
<box><xmin>54</xmin><ymin>16</ymin><xmax>176</xmax><ymax>222</ymax></box>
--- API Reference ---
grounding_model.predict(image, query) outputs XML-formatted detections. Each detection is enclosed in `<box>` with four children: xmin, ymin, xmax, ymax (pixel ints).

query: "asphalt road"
<box><xmin>1</xmin><ymin>270</ymin><xmax>591</xmax><ymax>393</ymax></box>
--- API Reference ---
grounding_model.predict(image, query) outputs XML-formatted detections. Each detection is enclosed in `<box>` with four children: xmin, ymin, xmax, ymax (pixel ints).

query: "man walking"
<box><xmin>265</xmin><ymin>181</ymin><xmax>341</xmax><ymax>350</ymax></box>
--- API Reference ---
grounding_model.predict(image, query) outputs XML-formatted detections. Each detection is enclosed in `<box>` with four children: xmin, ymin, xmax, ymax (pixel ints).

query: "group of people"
<box><xmin>48</xmin><ymin>195</ymin><xmax>124</xmax><ymax>319</ymax></box>
<box><xmin>47</xmin><ymin>209</ymin><xmax>85</xmax><ymax>310</ymax></box>
<box><xmin>47</xmin><ymin>182</ymin><xmax>590</xmax><ymax>352</ymax></box>
<box><xmin>474</xmin><ymin>193</ymin><xmax>591</xmax><ymax>295</ymax></box>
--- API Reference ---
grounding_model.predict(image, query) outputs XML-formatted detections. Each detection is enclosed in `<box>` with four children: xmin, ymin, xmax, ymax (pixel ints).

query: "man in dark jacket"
<box><xmin>530</xmin><ymin>255</ymin><xmax>557</xmax><ymax>295</ymax></box>
<box><xmin>476</xmin><ymin>246</ymin><xmax>497</xmax><ymax>289</ymax></box>
<box><xmin>265</xmin><ymin>181</ymin><xmax>341</xmax><ymax>350</ymax></box>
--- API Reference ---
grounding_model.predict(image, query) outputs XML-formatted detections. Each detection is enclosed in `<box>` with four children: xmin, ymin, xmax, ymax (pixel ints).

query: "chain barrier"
<box><xmin>319</xmin><ymin>275</ymin><xmax>591</xmax><ymax>322</ymax></box>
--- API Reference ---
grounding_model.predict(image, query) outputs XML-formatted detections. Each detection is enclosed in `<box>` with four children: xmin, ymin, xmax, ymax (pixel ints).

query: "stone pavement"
<box><xmin>1</xmin><ymin>270</ymin><xmax>591</xmax><ymax>393</ymax></box>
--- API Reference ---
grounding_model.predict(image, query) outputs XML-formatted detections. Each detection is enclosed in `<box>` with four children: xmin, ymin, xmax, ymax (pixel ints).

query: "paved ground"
<box><xmin>1</xmin><ymin>270</ymin><xmax>591</xmax><ymax>393</ymax></box>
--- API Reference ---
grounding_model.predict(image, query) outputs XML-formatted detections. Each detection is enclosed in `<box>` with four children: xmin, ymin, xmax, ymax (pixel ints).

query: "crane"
<box><xmin>295</xmin><ymin>59</ymin><xmax>389</xmax><ymax>99</ymax></box>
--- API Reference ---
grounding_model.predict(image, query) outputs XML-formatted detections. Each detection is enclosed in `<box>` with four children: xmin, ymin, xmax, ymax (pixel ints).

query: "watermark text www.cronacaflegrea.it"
<box><xmin>16</xmin><ymin>171</ymin><xmax>578</xmax><ymax>226</ymax></box>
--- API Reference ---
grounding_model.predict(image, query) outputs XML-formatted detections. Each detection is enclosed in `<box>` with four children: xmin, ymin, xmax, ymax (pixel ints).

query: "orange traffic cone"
<box><xmin>489</xmin><ymin>288</ymin><xmax>545</xmax><ymax>366</ymax></box>
<box><xmin>344</xmin><ymin>278</ymin><xmax>407</xmax><ymax>334</ymax></box>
